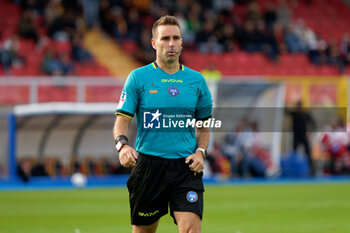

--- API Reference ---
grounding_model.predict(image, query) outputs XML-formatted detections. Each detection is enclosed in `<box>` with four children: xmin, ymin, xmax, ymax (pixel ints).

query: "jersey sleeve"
<box><xmin>115</xmin><ymin>72</ymin><xmax>139</xmax><ymax>118</ymax></box>
<box><xmin>195</xmin><ymin>78</ymin><xmax>212</xmax><ymax>121</ymax></box>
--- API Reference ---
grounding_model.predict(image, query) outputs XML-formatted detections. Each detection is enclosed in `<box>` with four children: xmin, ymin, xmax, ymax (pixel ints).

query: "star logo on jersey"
<box><xmin>143</xmin><ymin>109</ymin><xmax>162</xmax><ymax>129</ymax></box>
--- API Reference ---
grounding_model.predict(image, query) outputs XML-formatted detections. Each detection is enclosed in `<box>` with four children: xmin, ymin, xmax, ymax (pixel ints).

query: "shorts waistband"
<box><xmin>138</xmin><ymin>153</ymin><xmax>186</xmax><ymax>161</ymax></box>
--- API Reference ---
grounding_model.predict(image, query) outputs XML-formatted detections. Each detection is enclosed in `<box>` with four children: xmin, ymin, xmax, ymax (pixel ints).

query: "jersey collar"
<box><xmin>152</xmin><ymin>61</ymin><xmax>184</xmax><ymax>71</ymax></box>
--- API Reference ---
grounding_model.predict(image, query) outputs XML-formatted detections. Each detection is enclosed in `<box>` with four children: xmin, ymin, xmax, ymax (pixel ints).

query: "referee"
<box><xmin>113</xmin><ymin>15</ymin><xmax>212</xmax><ymax>233</ymax></box>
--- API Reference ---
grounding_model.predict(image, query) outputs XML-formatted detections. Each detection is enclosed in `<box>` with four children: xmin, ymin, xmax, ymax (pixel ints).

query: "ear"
<box><xmin>151</xmin><ymin>38</ymin><xmax>156</xmax><ymax>50</ymax></box>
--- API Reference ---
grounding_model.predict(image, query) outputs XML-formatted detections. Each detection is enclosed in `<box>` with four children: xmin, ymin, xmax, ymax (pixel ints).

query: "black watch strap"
<box><xmin>115</xmin><ymin>135</ymin><xmax>129</xmax><ymax>144</ymax></box>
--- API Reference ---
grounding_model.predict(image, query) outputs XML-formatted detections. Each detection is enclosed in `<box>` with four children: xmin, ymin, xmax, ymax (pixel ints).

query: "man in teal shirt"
<box><xmin>113</xmin><ymin>15</ymin><xmax>212</xmax><ymax>233</ymax></box>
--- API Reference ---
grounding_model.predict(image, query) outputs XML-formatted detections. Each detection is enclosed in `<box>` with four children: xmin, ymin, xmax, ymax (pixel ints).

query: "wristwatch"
<box><xmin>116</xmin><ymin>140</ymin><xmax>128</xmax><ymax>152</ymax></box>
<box><xmin>196</xmin><ymin>148</ymin><xmax>206</xmax><ymax>159</ymax></box>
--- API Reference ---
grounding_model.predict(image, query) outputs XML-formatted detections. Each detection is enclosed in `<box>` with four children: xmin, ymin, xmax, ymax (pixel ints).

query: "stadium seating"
<box><xmin>292</xmin><ymin>0</ymin><xmax>350</xmax><ymax>41</ymax></box>
<box><xmin>1</xmin><ymin>0</ymin><xmax>350</xmax><ymax>77</ymax></box>
<box><xmin>0</xmin><ymin>0</ymin><xmax>110</xmax><ymax>77</ymax></box>
<box><xmin>181</xmin><ymin>0</ymin><xmax>350</xmax><ymax>76</ymax></box>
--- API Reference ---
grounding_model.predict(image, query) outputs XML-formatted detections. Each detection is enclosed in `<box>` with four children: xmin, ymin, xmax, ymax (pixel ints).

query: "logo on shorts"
<box><xmin>186</xmin><ymin>191</ymin><xmax>198</xmax><ymax>203</ymax></box>
<box><xmin>168</xmin><ymin>86</ymin><xmax>179</xmax><ymax>97</ymax></box>
<box><xmin>138</xmin><ymin>210</ymin><xmax>159</xmax><ymax>217</ymax></box>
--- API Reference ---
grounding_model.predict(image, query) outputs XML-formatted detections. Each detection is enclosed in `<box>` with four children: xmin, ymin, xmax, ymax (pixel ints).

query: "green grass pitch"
<box><xmin>0</xmin><ymin>183</ymin><xmax>349</xmax><ymax>233</ymax></box>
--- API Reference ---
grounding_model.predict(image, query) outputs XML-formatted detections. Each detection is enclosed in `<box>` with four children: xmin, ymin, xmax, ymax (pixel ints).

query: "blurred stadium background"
<box><xmin>1</xmin><ymin>0</ymin><xmax>350</xmax><ymax>183</ymax></box>
<box><xmin>1</xmin><ymin>0</ymin><xmax>350</xmax><ymax>232</ymax></box>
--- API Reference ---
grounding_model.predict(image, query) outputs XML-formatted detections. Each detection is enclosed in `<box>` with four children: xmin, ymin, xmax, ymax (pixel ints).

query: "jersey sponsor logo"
<box><xmin>161</xmin><ymin>79</ymin><xmax>183</xmax><ymax>83</ymax></box>
<box><xmin>117</xmin><ymin>91</ymin><xmax>126</xmax><ymax>109</ymax></box>
<box><xmin>143</xmin><ymin>109</ymin><xmax>162</xmax><ymax>128</ymax></box>
<box><xmin>186</xmin><ymin>191</ymin><xmax>198</xmax><ymax>203</ymax></box>
<box><xmin>168</xmin><ymin>86</ymin><xmax>179</xmax><ymax>97</ymax></box>
<box><xmin>143</xmin><ymin>109</ymin><xmax>221</xmax><ymax>129</ymax></box>
<box><xmin>149</xmin><ymin>90</ymin><xmax>158</xmax><ymax>94</ymax></box>
<box><xmin>138</xmin><ymin>210</ymin><xmax>159</xmax><ymax>217</ymax></box>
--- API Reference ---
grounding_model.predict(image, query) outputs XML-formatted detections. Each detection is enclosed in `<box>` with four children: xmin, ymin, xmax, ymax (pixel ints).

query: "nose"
<box><xmin>169</xmin><ymin>38</ymin><xmax>175</xmax><ymax>47</ymax></box>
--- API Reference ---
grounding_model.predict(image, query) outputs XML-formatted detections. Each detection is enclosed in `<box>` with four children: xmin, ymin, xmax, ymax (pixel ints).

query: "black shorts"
<box><xmin>127</xmin><ymin>153</ymin><xmax>204</xmax><ymax>226</ymax></box>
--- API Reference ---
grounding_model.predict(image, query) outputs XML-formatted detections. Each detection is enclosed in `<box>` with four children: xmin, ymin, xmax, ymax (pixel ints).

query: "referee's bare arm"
<box><xmin>186</xmin><ymin>126</ymin><xmax>210</xmax><ymax>173</ymax></box>
<box><xmin>113</xmin><ymin>115</ymin><xmax>138</xmax><ymax>168</ymax></box>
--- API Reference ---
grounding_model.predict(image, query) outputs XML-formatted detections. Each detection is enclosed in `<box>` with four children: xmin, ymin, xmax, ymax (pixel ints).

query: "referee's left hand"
<box><xmin>185</xmin><ymin>151</ymin><xmax>204</xmax><ymax>174</ymax></box>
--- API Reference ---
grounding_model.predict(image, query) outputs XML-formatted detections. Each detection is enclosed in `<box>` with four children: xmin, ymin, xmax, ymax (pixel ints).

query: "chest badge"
<box><xmin>168</xmin><ymin>86</ymin><xmax>179</xmax><ymax>97</ymax></box>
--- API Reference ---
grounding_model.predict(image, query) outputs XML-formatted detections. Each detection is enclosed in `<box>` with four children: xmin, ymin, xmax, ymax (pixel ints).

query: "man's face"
<box><xmin>152</xmin><ymin>25</ymin><xmax>182</xmax><ymax>64</ymax></box>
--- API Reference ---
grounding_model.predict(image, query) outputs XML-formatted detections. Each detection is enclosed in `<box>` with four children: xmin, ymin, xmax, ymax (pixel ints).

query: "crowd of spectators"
<box><xmin>1</xmin><ymin>0</ymin><xmax>350</xmax><ymax>74</ymax></box>
<box><xmin>316</xmin><ymin>120</ymin><xmax>350</xmax><ymax>176</ymax></box>
<box><xmin>96</xmin><ymin>0</ymin><xmax>350</xmax><ymax>73</ymax></box>
<box><xmin>0</xmin><ymin>0</ymin><xmax>94</xmax><ymax>76</ymax></box>
<box><xmin>203</xmin><ymin>119</ymin><xmax>272</xmax><ymax>178</ymax></box>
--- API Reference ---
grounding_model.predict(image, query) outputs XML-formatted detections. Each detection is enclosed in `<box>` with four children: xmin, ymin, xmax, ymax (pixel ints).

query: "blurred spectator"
<box><xmin>60</xmin><ymin>52</ymin><xmax>75</xmax><ymax>75</ymax></box>
<box><xmin>277</xmin><ymin>0</ymin><xmax>292</xmax><ymax>27</ymax></box>
<box><xmin>126</xmin><ymin>8</ymin><xmax>142</xmax><ymax>41</ymax></box>
<box><xmin>327</xmin><ymin>37</ymin><xmax>345</xmax><ymax>73</ymax></box>
<box><xmin>18</xmin><ymin>9</ymin><xmax>39</xmax><ymax>43</ymax></box>
<box><xmin>196</xmin><ymin>21</ymin><xmax>223</xmax><ymax>53</ymax></box>
<box><xmin>186</xmin><ymin>4</ymin><xmax>202</xmax><ymax>38</ymax></box>
<box><xmin>112</xmin><ymin>7</ymin><xmax>128</xmax><ymax>43</ymax></box>
<box><xmin>17</xmin><ymin>158</ymin><xmax>32</xmax><ymax>182</ymax></box>
<box><xmin>273</xmin><ymin>21</ymin><xmax>287</xmax><ymax>53</ymax></box>
<box><xmin>256</xmin><ymin>19</ymin><xmax>279</xmax><ymax>61</ymax></box>
<box><xmin>293</xmin><ymin>19</ymin><xmax>316</xmax><ymax>50</ymax></box>
<box><xmin>340</xmin><ymin>33</ymin><xmax>350</xmax><ymax>66</ymax></box>
<box><xmin>201</xmin><ymin>62</ymin><xmax>222</xmax><ymax>82</ymax></box>
<box><xmin>20</xmin><ymin>0</ymin><xmax>46</xmax><ymax>15</ymax></box>
<box><xmin>221</xmin><ymin>130</ymin><xmax>242</xmax><ymax>177</ymax></box>
<box><xmin>320</xmin><ymin>120</ymin><xmax>350</xmax><ymax>175</ymax></box>
<box><xmin>245</xmin><ymin>1</ymin><xmax>262</xmax><ymax>22</ymax></box>
<box><xmin>49</xmin><ymin>10</ymin><xmax>77</xmax><ymax>41</ymax></box>
<box><xmin>308</xmin><ymin>35</ymin><xmax>328</xmax><ymax>65</ymax></box>
<box><xmin>212</xmin><ymin>0</ymin><xmax>234</xmax><ymax>13</ymax></box>
<box><xmin>217</xmin><ymin>24</ymin><xmax>237</xmax><ymax>52</ymax></box>
<box><xmin>71</xmin><ymin>35</ymin><xmax>94</xmax><ymax>65</ymax></box>
<box><xmin>31</xmin><ymin>161</ymin><xmax>49</xmax><ymax>176</ymax></box>
<box><xmin>41</xmin><ymin>48</ymin><xmax>59</xmax><ymax>75</ymax></box>
<box><xmin>41</xmin><ymin>49</ymin><xmax>74</xmax><ymax>76</ymax></box>
<box><xmin>264</xmin><ymin>1</ymin><xmax>277</xmax><ymax>29</ymax></box>
<box><xmin>175</xmin><ymin>11</ymin><xmax>195</xmax><ymax>47</ymax></box>
<box><xmin>221</xmin><ymin>119</ymin><xmax>267</xmax><ymax>177</ymax></box>
<box><xmin>0</xmin><ymin>34</ymin><xmax>25</xmax><ymax>74</ymax></box>
<box><xmin>284</xmin><ymin>24</ymin><xmax>306</xmax><ymax>53</ymax></box>
<box><xmin>135</xmin><ymin>28</ymin><xmax>154</xmax><ymax>64</ymax></box>
<box><xmin>286</xmin><ymin>101</ymin><xmax>315</xmax><ymax>175</ymax></box>
<box><xmin>99</xmin><ymin>0</ymin><xmax>116</xmax><ymax>37</ymax></box>
<box><xmin>44</xmin><ymin>0</ymin><xmax>64</xmax><ymax>31</ymax></box>
<box><xmin>81</xmin><ymin>0</ymin><xmax>99</xmax><ymax>28</ymax></box>
<box><xmin>239</xmin><ymin>20</ymin><xmax>259</xmax><ymax>52</ymax></box>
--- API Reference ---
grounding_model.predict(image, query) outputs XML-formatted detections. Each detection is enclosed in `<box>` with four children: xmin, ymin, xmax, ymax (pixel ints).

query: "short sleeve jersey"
<box><xmin>116</xmin><ymin>62</ymin><xmax>212</xmax><ymax>159</ymax></box>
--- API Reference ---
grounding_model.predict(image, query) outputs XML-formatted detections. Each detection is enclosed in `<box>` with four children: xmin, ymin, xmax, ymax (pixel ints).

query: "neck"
<box><xmin>156</xmin><ymin>58</ymin><xmax>180</xmax><ymax>74</ymax></box>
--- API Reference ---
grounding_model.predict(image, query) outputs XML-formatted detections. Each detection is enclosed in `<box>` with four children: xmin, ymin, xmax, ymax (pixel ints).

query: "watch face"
<box><xmin>116</xmin><ymin>141</ymin><xmax>122</xmax><ymax>151</ymax></box>
<box><xmin>116</xmin><ymin>141</ymin><xmax>127</xmax><ymax>152</ymax></box>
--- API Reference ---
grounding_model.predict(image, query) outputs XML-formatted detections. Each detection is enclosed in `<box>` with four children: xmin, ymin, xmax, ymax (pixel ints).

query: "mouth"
<box><xmin>167</xmin><ymin>51</ymin><xmax>177</xmax><ymax>56</ymax></box>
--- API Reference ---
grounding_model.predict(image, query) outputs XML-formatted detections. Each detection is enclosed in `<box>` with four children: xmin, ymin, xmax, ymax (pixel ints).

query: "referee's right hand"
<box><xmin>119</xmin><ymin>145</ymin><xmax>138</xmax><ymax>168</ymax></box>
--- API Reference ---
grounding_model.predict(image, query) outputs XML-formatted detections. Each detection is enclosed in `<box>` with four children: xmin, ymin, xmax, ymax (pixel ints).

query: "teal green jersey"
<box><xmin>116</xmin><ymin>62</ymin><xmax>212</xmax><ymax>159</ymax></box>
